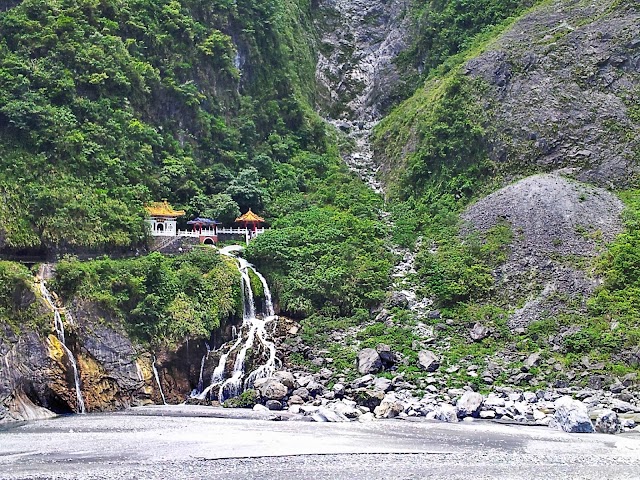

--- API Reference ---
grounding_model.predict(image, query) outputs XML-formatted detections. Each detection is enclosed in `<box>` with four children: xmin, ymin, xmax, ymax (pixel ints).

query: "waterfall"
<box><xmin>152</xmin><ymin>355</ymin><xmax>167</xmax><ymax>405</ymax></box>
<box><xmin>38</xmin><ymin>273</ymin><xmax>86</xmax><ymax>415</ymax></box>
<box><xmin>193</xmin><ymin>343</ymin><xmax>211</xmax><ymax>395</ymax></box>
<box><xmin>190</xmin><ymin>245</ymin><xmax>279</xmax><ymax>403</ymax></box>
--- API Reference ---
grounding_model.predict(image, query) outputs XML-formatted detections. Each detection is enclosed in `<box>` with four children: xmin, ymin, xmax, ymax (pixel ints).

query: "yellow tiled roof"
<box><xmin>145</xmin><ymin>200</ymin><xmax>185</xmax><ymax>217</ymax></box>
<box><xmin>235</xmin><ymin>208</ymin><xmax>265</xmax><ymax>223</ymax></box>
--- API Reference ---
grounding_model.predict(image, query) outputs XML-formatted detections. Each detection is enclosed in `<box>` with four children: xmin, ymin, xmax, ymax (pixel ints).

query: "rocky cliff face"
<box><xmin>464</xmin><ymin>0</ymin><xmax>639</xmax><ymax>186</ymax></box>
<box><xmin>314</xmin><ymin>0</ymin><xmax>411</xmax><ymax>192</ymax></box>
<box><xmin>0</xmin><ymin>281</ymin><xmax>213</xmax><ymax>422</ymax></box>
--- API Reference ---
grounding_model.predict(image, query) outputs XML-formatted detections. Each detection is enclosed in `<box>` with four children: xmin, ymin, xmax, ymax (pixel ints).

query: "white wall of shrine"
<box><xmin>146</xmin><ymin>217</ymin><xmax>178</xmax><ymax>236</ymax></box>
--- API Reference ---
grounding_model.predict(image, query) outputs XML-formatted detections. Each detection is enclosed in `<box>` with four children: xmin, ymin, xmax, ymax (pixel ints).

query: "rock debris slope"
<box><xmin>463</xmin><ymin>173</ymin><xmax>624</xmax><ymax>329</ymax></box>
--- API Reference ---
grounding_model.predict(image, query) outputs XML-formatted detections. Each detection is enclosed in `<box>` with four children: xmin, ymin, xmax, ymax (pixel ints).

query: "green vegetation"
<box><xmin>246</xmin><ymin>202</ymin><xmax>392</xmax><ymax>318</ymax></box>
<box><xmin>0</xmin><ymin>0</ymin><xmax>392</xmax><ymax>337</ymax></box>
<box><xmin>222</xmin><ymin>388</ymin><xmax>258</xmax><ymax>408</ymax></box>
<box><xmin>416</xmin><ymin>221</ymin><xmax>513</xmax><ymax>306</ymax></box>
<box><xmin>399</xmin><ymin>0</ymin><xmax>540</xmax><ymax>81</ymax></box>
<box><xmin>0</xmin><ymin>0</ymin><xmax>322</xmax><ymax>252</ymax></box>
<box><xmin>583</xmin><ymin>190</ymin><xmax>640</xmax><ymax>353</ymax></box>
<box><xmin>52</xmin><ymin>249</ymin><xmax>241</xmax><ymax>346</ymax></box>
<box><xmin>0</xmin><ymin>261</ymin><xmax>48</xmax><ymax>334</ymax></box>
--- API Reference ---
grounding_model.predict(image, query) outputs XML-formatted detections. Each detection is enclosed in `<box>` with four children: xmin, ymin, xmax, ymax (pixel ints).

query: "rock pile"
<box><xmin>233</xmin><ymin>362</ymin><xmax>640</xmax><ymax>434</ymax></box>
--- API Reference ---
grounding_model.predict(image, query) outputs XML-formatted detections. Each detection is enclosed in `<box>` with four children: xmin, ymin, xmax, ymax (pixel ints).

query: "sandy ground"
<box><xmin>1</xmin><ymin>405</ymin><xmax>639</xmax><ymax>479</ymax></box>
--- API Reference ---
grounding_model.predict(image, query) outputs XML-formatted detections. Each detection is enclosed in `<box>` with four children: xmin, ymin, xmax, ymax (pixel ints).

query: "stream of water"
<box><xmin>38</xmin><ymin>270</ymin><xmax>86</xmax><ymax>414</ymax></box>
<box><xmin>152</xmin><ymin>356</ymin><xmax>167</xmax><ymax>405</ymax></box>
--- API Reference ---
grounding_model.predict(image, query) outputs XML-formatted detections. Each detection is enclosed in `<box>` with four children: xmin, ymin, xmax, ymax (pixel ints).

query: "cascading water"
<box><xmin>38</xmin><ymin>271</ymin><xmax>86</xmax><ymax>414</ymax></box>
<box><xmin>190</xmin><ymin>245</ymin><xmax>279</xmax><ymax>403</ymax></box>
<box><xmin>193</xmin><ymin>343</ymin><xmax>210</xmax><ymax>395</ymax></box>
<box><xmin>152</xmin><ymin>355</ymin><xmax>167</xmax><ymax>405</ymax></box>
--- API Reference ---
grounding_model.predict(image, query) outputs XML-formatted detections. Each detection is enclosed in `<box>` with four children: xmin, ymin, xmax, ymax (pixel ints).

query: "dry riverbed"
<box><xmin>1</xmin><ymin>405</ymin><xmax>639</xmax><ymax>479</ymax></box>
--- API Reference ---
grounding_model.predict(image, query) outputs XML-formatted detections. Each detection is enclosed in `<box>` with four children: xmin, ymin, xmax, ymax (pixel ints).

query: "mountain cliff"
<box><xmin>1</xmin><ymin>0</ymin><xmax>639</xmax><ymax>420</ymax></box>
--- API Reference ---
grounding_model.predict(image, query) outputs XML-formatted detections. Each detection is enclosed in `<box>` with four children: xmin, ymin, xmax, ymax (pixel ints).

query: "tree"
<box><xmin>188</xmin><ymin>193</ymin><xmax>240</xmax><ymax>223</ymax></box>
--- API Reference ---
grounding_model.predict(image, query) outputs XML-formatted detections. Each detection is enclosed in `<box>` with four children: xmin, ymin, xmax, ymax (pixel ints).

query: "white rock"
<box><xmin>311</xmin><ymin>407</ymin><xmax>349</xmax><ymax>423</ymax></box>
<box><xmin>549</xmin><ymin>396</ymin><xmax>594</xmax><ymax>433</ymax></box>
<box><xmin>429</xmin><ymin>404</ymin><xmax>458</xmax><ymax>423</ymax></box>
<box><xmin>456</xmin><ymin>391</ymin><xmax>484</xmax><ymax>418</ymax></box>
<box><xmin>484</xmin><ymin>395</ymin><xmax>506</xmax><ymax>408</ymax></box>
<box><xmin>358</xmin><ymin>412</ymin><xmax>375</xmax><ymax>422</ymax></box>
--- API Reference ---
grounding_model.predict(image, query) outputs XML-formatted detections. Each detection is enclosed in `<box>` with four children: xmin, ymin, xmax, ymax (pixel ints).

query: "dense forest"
<box><xmin>1</xmin><ymin>0</ymin><xmax>639</xmax><ymax>396</ymax></box>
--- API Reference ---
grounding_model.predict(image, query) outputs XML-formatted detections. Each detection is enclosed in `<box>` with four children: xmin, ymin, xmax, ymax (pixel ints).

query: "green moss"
<box><xmin>0</xmin><ymin>261</ymin><xmax>49</xmax><ymax>335</ymax></box>
<box><xmin>223</xmin><ymin>389</ymin><xmax>259</xmax><ymax>408</ymax></box>
<box><xmin>52</xmin><ymin>249</ymin><xmax>242</xmax><ymax>347</ymax></box>
<box><xmin>247</xmin><ymin>268</ymin><xmax>264</xmax><ymax>299</ymax></box>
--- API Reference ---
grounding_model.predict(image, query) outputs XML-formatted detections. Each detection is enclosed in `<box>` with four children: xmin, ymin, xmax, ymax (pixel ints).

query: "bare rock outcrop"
<box><xmin>464</xmin><ymin>0</ymin><xmax>640</xmax><ymax>186</ymax></box>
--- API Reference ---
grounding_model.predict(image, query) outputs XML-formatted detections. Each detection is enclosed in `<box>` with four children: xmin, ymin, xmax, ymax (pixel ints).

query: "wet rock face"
<box><xmin>1</xmin><ymin>292</ymin><xmax>207</xmax><ymax>422</ymax></box>
<box><xmin>70</xmin><ymin>300</ymin><xmax>159</xmax><ymax>410</ymax></box>
<box><xmin>0</xmin><ymin>325</ymin><xmax>67</xmax><ymax>422</ymax></box>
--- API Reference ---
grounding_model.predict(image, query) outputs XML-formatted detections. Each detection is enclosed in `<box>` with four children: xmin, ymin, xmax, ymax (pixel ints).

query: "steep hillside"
<box><xmin>0</xmin><ymin>0</ymin><xmax>322</xmax><ymax>255</ymax></box>
<box><xmin>372</xmin><ymin>0</ymin><xmax>640</xmax><ymax>388</ymax></box>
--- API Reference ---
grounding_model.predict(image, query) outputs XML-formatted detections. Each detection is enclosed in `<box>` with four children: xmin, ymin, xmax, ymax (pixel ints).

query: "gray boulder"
<box><xmin>418</xmin><ymin>350</ymin><xmax>440</xmax><ymax>372</ymax></box>
<box><xmin>330</xmin><ymin>400</ymin><xmax>361</xmax><ymax>419</ymax></box>
<box><xmin>374</xmin><ymin>397</ymin><xmax>404</xmax><ymax>419</ymax></box>
<box><xmin>549</xmin><ymin>396</ymin><xmax>594</xmax><ymax>433</ymax></box>
<box><xmin>372</xmin><ymin>377</ymin><xmax>392</xmax><ymax>392</ymax></box>
<box><xmin>357</xmin><ymin>348</ymin><xmax>383</xmax><ymax>374</ymax></box>
<box><xmin>292</xmin><ymin>387</ymin><xmax>310</xmax><ymax>401</ymax></box>
<box><xmin>595</xmin><ymin>409</ymin><xmax>622</xmax><ymax>434</ymax></box>
<box><xmin>456</xmin><ymin>391</ymin><xmax>484</xmax><ymax>418</ymax></box>
<box><xmin>332</xmin><ymin>383</ymin><xmax>346</xmax><ymax>397</ymax></box>
<box><xmin>288</xmin><ymin>395</ymin><xmax>305</xmax><ymax>406</ymax></box>
<box><xmin>306</xmin><ymin>381</ymin><xmax>325</xmax><ymax>398</ymax></box>
<box><xmin>351</xmin><ymin>374</ymin><xmax>375</xmax><ymax>388</ymax></box>
<box><xmin>260</xmin><ymin>380</ymin><xmax>288</xmax><ymax>401</ymax></box>
<box><xmin>353</xmin><ymin>388</ymin><xmax>385</xmax><ymax>410</ymax></box>
<box><xmin>610</xmin><ymin>399</ymin><xmax>639</xmax><ymax>414</ymax></box>
<box><xmin>265</xmin><ymin>400</ymin><xmax>283</xmax><ymax>411</ymax></box>
<box><xmin>523</xmin><ymin>353</ymin><xmax>541</xmax><ymax>370</ymax></box>
<box><xmin>470</xmin><ymin>323</ymin><xmax>490</xmax><ymax>341</ymax></box>
<box><xmin>295</xmin><ymin>375</ymin><xmax>313</xmax><ymax>388</ymax></box>
<box><xmin>273</xmin><ymin>371</ymin><xmax>295</xmax><ymax>389</ymax></box>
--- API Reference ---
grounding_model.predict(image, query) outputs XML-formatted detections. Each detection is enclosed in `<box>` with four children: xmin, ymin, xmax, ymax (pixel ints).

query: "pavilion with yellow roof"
<box><xmin>235</xmin><ymin>209</ymin><xmax>266</xmax><ymax>242</ymax></box>
<box><xmin>145</xmin><ymin>200</ymin><xmax>185</xmax><ymax>236</ymax></box>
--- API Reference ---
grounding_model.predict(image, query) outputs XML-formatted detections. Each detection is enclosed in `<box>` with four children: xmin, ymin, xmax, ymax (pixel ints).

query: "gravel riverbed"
<box><xmin>1</xmin><ymin>406</ymin><xmax>639</xmax><ymax>479</ymax></box>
